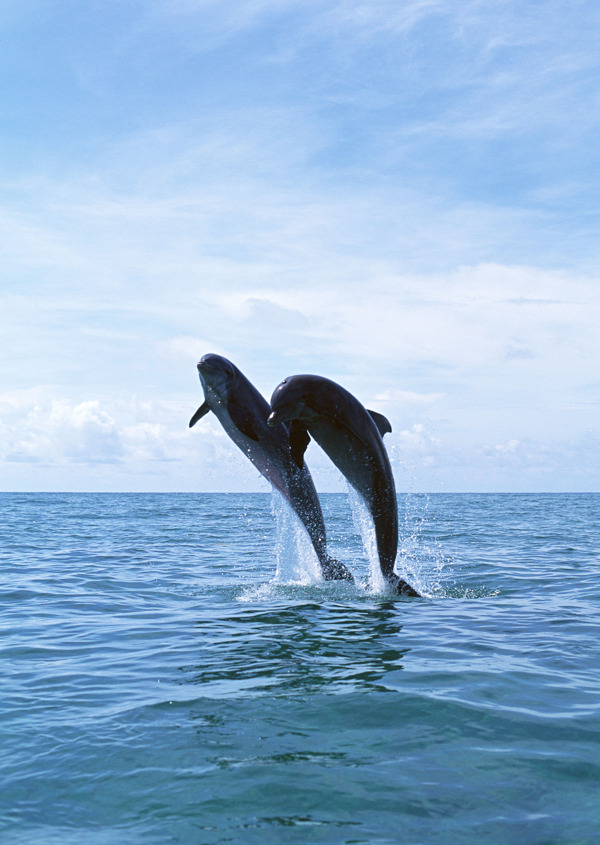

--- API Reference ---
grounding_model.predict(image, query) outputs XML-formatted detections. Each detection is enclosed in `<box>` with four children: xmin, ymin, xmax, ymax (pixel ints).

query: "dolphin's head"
<box><xmin>267</xmin><ymin>376</ymin><xmax>313</xmax><ymax>427</ymax></box>
<box><xmin>197</xmin><ymin>354</ymin><xmax>236</xmax><ymax>399</ymax></box>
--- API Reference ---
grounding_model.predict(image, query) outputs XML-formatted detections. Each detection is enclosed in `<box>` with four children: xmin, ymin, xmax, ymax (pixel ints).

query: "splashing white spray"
<box><xmin>346</xmin><ymin>485</ymin><xmax>447</xmax><ymax>596</ymax></box>
<box><xmin>398</xmin><ymin>493</ymin><xmax>449</xmax><ymax>597</ymax></box>
<box><xmin>346</xmin><ymin>485</ymin><xmax>387</xmax><ymax>593</ymax></box>
<box><xmin>270</xmin><ymin>491</ymin><xmax>323</xmax><ymax>585</ymax></box>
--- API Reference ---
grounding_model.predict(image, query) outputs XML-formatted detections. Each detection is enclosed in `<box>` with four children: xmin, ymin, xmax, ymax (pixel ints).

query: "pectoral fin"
<box><xmin>189</xmin><ymin>401</ymin><xmax>210</xmax><ymax>428</ymax></box>
<box><xmin>227</xmin><ymin>400</ymin><xmax>260</xmax><ymax>441</ymax></box>
<box><xmin>290</xmin><ymin>420</ymin><xmax>311</xmax><ymax>469</ymax></box>
<box><xmin>367</xmin><ymin>410</ymin><xmax>392</xmax><ymax>437</ymax></box>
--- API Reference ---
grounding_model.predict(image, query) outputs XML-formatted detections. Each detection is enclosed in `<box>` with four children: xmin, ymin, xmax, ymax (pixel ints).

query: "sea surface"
<box><xmin>1</xmin><ymin>491</ymin><xmax>599</xmax><ymax>844</ymax></box>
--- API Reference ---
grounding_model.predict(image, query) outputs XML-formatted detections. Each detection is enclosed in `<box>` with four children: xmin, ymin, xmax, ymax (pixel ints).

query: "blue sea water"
<box><xmin>1</xmin><ymin>491</ymin><xmax>599</xmax><ymax>844</ymax></box>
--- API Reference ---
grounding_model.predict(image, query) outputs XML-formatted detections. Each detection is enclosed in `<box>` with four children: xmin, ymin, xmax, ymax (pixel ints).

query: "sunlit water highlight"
<box><xmin>2</xmin><ymin>492</ymin><xmax>600</xmax><ymax>844</ymax></box>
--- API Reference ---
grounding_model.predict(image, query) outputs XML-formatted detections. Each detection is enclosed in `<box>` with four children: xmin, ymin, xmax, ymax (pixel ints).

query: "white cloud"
<box><xmin>394</xmin><ymin>424</ymin><xmax>442</xmax><ymax>463</ymax></box>
<box><xmin>2</xmin><ymin>400</ymin><xmax>122</xmax><ymax>465</ymax></box>
<box><xmin>0</xmin><ymin>389</ymin><xmax>275</xmax><ymax>491</ymax></box>
<box><xmin>2</xmin><ymin>384</ymin><xmax>599</xmax><ymax>493</ymax></box>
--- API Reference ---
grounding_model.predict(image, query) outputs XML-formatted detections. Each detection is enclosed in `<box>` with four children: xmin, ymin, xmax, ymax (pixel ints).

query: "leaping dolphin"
<box><xmin>189</xmin><ymin>354</ymin><xmax>353</xmax><ymax>583</ymax></box>
<box><xmin>267</xmin><ymin>374</ymin><xmax>420</xmax><ymax>597</ymax></box>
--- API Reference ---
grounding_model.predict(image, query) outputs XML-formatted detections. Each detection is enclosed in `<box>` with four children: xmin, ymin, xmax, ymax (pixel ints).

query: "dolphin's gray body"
<box><xmin>268</xmin><ymin>374</ymin><xmax>420</xmax><ymax>597</ymax></box>
<box><xmin>189</xmin><ymin>355</ymin><xmax>353</xmax><ymax>582</ymax></box>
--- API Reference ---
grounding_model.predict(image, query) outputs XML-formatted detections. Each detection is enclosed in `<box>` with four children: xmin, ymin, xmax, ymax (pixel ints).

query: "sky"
<box><xmin>1</xmin><ymin>0</ymin><xmax>599</xmax><ymax>493</ymax></box>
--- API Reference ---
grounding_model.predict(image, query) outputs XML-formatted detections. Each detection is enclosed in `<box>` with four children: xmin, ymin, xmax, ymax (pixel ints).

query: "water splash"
<box><xmin>236</xmin><ymin>583</ymin><xmax>276</xmax><ymax>603</ymax></box>
<box><xmin>270</xmin><ymin>491</ymin><xmax>323</xmax><ymax>585</ymax></box>
<box><xmin>345</xmin><ymin>486</ymin><xmax>454</xmax><ymax>598</ymax></box>
<box><xmin>248</xmin><ymin>487</ymin><xmax>457</xmax><ymax>600</ymax></box>
<box><xmin>397</xmin><ymin>493</ymin><xmax>451</xmax><ymax>597</ymax></box>
<box><xmin>346</xmin><ymin>485</ymin><xmax>387</xmax><ymax>594</ymax></box>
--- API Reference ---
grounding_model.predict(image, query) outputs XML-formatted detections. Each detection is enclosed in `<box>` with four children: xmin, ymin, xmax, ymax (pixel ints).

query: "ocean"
<box><xmin>1</xmin><ymin>491</ymin><xmax>599</xmax><ymax>844</ymax></box>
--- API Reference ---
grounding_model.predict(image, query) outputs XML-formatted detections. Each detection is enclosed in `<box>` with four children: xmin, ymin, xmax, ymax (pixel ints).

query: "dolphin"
<box><xmin>267</xmin><ymin>375</ymin><xmax>420</xmax><ymax>597</ymax></box>
<box><xmin>189</xmin><ymin>354</ymin><xmax>353</xmax><ymax>583</ymax></box>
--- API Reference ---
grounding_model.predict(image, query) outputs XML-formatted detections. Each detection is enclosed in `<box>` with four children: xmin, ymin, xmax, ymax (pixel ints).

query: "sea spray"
<box><xmin>346</xmin><ymin>485</ymin><xmax>387</xmax><ymax>593</ymax></box>
<box><xmin>345</xmin><ymin>486</ymin><xmax>448</xmax><ymax>596</ymax></box>
<box><xmin>398</xmin><ymin>492</ymin><xmax>450</xmax><ymax>596</ymax></box>
<box><xmin>270</xmin><ymin>490</ymin><xmax>322</xmax><ymax>584</ymax></box>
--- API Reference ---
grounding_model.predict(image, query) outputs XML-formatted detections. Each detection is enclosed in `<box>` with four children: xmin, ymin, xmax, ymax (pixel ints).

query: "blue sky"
<box><xmin>1</xmin><ymin>0</ymin><xmax>599</xmax><ymax>492</ymax></box>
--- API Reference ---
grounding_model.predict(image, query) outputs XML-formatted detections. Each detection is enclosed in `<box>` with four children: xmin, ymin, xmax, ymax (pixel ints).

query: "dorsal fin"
<box><xmin>367</xmin><ymin>409</ymin><xmax>392</xmax><ymax>437</ymax></box>
<box><xmin>189</xmin><ymin>401</ymin><xmax>210</xmax><ymax>428</ymax></box>
<box><xmin>289</xmin><ymin>420</ymin><xmax>311</xmax><ymax>469</ymax></box>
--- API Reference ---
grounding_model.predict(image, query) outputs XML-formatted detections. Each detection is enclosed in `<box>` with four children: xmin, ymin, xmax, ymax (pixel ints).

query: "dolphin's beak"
<box><xmin>267</xmin><ymin>411</ymin><xmax>278</xmax><ymax>427</ymax></box>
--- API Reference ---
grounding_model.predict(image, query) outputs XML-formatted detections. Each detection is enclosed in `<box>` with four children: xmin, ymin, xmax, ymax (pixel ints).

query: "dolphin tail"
<box><xmin>321</xmin><ymin>556</ymin><xmax>354</xmax><ymax>583</ymax></box>
<box><xmin>387</xmin><ymin>573</ymin><xmax>421</xmax><ymax>597</ymax></box>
